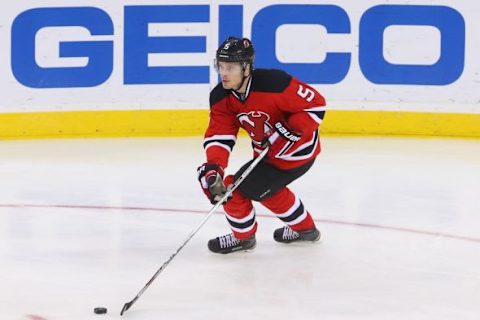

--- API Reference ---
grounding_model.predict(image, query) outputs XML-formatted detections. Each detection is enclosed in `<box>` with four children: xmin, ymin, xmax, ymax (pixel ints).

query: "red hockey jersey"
<box><xmin>204</xmin><ymin>69</ymin><xmax>326</xmax><ymax>171</ymax></box>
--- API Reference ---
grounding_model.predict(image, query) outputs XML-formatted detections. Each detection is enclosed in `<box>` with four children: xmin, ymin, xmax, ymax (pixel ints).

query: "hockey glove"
<box><xmin>263</xmin><ymin>122</ymin><xmax>302</xmax><ymax>158</ymax></box>
<box><xmin>197</xmin><ymin>163</ymin><xmax>228</xmax><ymax>204</ymax></box>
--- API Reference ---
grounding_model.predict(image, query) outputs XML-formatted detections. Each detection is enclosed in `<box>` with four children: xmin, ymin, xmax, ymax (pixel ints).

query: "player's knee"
<box><xmin>224</xmin><ymin>177</ymin><xmax>252</xmax><ymax>215</ymax></box>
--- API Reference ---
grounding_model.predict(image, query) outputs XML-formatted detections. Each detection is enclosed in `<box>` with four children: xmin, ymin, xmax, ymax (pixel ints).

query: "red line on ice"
<box><xmin>25</xmin><ymin>315</ymin><xmax>48</xmax><ymax>320</ymax></box>
<box><xmin>1</xmin><ymin>203</ymin><xmax>479</xmax><ymax>244</ymax></box>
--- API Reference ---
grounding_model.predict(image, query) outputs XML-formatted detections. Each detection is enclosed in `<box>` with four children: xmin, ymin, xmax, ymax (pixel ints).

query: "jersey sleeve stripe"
<box><xmin>305</xmin><ymin>106</ymin><xmax>326</xmax><ymax>124</ymax></box>
<box><xmin>277</xmin><ymin>130</ymin><xmax>319</xmax><ymax>161</ymax></box>
<box><xmin>203</xmin><ymin>134</ymin><xmax>237</xmax><ymax>142</ymax></box>
<box><xmin>305</xmin><ymin>106</ymin><xmax>327</xmax><ymax>112</ymax></box>
<box><xmin>203</xmin><ymin>135</ymin><xmax>236</xmax><ymax>152</ymax></box>
<box><xmin>204</xmin><ymin>142</ymin><xmax>233</xmax><ymax>153</ymax></box>
<box><xmin>307</xmin><ymin>112</ymin><xmax>324</xmax><ymax>124</ymax></box>
<box><xmin>291</xmin><ymin>130</ymin><xmax>318</xmax><ymax>157</ymax></box>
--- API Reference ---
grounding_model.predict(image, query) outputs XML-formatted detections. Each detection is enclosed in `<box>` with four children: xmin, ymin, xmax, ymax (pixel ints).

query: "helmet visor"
<box><xmin>214</xmin><ymin>60</ymin><xmax>244</xmax><ymax>74</ymax></box>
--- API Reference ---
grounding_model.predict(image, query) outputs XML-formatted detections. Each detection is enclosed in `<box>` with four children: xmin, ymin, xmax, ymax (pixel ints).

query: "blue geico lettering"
<box><xmin>252</xmin><ymin>5</ymin><xmax>351</xmax><ymax>84</ymax></box>
<box><xmin>12</xmin><ymin>7</ymin><xmax>113</xmax><ymax>88</ymax></box>
<box><xmin>10</xmin><ymin>4</ymin><xmax>465</xmax><ymax>88</ymax></box>
<box><xmin>124</xmin><ymin>5</ymin><xmax>209</xmax><ymax>84</ymax></box>
<box><xmin>359</xmin><ymin>5</ymin><xmax>465</xmax><ymax>85</ymax></box>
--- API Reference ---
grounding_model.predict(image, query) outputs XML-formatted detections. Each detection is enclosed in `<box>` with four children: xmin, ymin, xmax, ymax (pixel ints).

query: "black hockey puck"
<box><xmin>94</xmin><ymin>307</ymin><xmax>107</xmax><ymax>314</ymax></box>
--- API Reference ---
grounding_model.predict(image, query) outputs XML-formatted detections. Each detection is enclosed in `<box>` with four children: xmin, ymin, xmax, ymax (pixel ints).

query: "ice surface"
<box><xmin>0</xmin><ymin>136</ymin><xmax>479</xmax><ymax>320</ymax></box>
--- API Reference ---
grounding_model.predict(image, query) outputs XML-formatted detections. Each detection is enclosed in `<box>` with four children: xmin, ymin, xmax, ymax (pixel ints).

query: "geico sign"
<box><xmin>11</xmin><ymin>5</ymin><xmax>465</xmax><ymax>88</ymax></box>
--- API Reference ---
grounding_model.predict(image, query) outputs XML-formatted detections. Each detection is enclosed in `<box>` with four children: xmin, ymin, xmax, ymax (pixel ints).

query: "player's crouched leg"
<box><xmin>261</xmin><ymin>188</ymin><xmax>320</xmax><ymax>244</ymax></box>
<box><xmin>207</xmin><ymin>175</ymin><xmax>257</xmax><ymax>254</ymax></box>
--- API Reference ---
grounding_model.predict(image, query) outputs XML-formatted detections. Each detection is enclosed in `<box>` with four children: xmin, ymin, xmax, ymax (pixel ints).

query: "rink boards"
<box><xmin>1</xmin><ymin>0</ymin><xmax>480</xmax><ymax>138</ymax></box>
<box><xmin>1</xmin><ymin>110</ymin><xmax>479</xmax><ymax>139</ymax></box>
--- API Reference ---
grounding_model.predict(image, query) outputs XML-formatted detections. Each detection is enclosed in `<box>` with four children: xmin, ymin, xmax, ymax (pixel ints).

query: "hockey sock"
<box><xmin>223</xmin><ymin>175</ymin><xmax>258</xmax><ymax>240</ymax></box>
<box><xmin>261</xmin><ymin>187</ymin><xmax>315</xmax><ymax>232</ymax></box>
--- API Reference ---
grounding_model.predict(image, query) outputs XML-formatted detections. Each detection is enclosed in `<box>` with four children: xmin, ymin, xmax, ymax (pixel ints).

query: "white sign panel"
<box><xmin>0</xmin><ymin>0</ymin><xmax>478</xmax><ymax>113</ymax></box>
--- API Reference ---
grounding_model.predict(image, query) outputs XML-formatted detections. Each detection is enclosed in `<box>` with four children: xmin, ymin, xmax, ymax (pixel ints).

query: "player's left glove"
<box><xmin>263</xmin><ymin>122</ymin><xmax>302</xmax><ymax>158</ymax></box>
<box><xmin>197</xmin><ymin>162</ymin><xmax>227</xmax><ymax>204</ymax></box>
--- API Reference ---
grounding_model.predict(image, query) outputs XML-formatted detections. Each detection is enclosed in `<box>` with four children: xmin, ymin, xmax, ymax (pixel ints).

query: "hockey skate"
<box><xmin>273</xmin><ymin>226</ymin><xmax>321</xmax><ymax>243</ymax></box>
<box><xmin>208</xmin><ymin>233</ymin><xmax>256</xmax><ymax>254</ymax></box>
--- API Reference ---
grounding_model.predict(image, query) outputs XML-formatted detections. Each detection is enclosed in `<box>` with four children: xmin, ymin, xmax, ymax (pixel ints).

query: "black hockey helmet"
<box><xmin>215</xmin><ymin>37</ymin><xmax>254</xmax><ymax>70</ymax></box>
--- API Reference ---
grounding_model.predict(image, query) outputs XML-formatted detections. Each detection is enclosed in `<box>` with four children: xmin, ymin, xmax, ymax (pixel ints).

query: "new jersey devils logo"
<box><xmin>237</xmin><ymin>111</ymin><xmax>272</xmax><ymax>143</ymax></box>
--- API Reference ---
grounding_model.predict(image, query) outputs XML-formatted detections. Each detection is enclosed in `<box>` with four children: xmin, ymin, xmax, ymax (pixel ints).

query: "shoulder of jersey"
<box><xmin>209</xmin><ymin>82</ymin><xmax>229</xmax><ymax>108</ymax></box>
<box><xmin>251</xmin><ymin>68</ymin><xmax>292</xmax><ymax>93</ymax></box>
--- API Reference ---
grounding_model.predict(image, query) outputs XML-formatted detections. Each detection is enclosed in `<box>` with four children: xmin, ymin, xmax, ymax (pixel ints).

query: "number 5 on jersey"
<box><xmin>297</xmin><ymin>84</ymin><xmax>315</xmax><ymax>102</ymax></box>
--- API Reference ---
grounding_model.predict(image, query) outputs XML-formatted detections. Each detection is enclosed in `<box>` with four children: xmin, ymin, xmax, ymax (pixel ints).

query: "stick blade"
<box><xmin>120</xmin><ymin>301</ymin><xmax>132</xmax><ymax>316</ymax></box>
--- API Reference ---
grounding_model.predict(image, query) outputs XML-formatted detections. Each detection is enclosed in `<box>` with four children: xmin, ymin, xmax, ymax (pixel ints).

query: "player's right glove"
<box><xmin>197</xmin><ymin>163</ymin><xmax>227</xmax><ymax>204</ymax></box>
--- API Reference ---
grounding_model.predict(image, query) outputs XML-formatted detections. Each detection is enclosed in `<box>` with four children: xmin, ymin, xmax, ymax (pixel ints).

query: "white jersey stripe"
<box><xmin>307</xmin><ymin>112</ymin><xmax>323</xmax><ymax>124</ymax></box>
<box><xmin>204</xmin><ymin>135</ymin><xmax>237</xmax><ymax>143</ymax></box>
<box><xmin>305</xmin><ymin>106</ymin><xmax>327</xmax><ymax>112</ymax></box>
<box><xmin>277</xmin><ymin>132</ymin><xmax>318</xmax><ymax>161</ymax></box>
<box><xmin>205</xmin><ymin>142</ymin><xmax>232</xmax><ymax>153</ymax></box>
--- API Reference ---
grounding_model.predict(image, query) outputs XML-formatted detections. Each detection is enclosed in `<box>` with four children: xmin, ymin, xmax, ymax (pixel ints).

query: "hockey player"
<box><xmin>197</xmin><ymin>37</ymin><xmax>326</xmax><ymax>254</ymax></box>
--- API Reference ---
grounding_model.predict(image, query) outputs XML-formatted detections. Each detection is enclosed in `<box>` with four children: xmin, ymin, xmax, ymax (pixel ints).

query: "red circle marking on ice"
<box><xmin>2</xmin><ymin>203</ymin><xmax>479</xmax><ymax>244</ymax></box>
<box><xmin>25</xmin><ymin>315</ymin><xmax>47</xmax><ymax>320</ymax></box>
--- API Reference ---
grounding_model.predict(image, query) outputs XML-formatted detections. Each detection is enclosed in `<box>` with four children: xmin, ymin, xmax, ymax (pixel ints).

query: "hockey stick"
<box><xmin>120</xmin><ymin>147</ymin><xmax>269</xmax><ymax>316</ymax></box>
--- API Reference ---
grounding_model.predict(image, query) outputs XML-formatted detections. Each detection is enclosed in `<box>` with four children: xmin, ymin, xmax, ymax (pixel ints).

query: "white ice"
<box><xmin>0</xmin><ymin>136</ymin><xmax>479</xmax><ymax>320</ymax></box>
